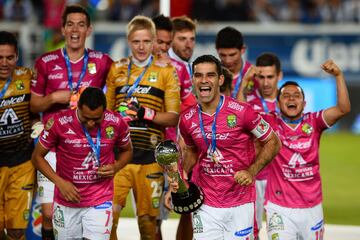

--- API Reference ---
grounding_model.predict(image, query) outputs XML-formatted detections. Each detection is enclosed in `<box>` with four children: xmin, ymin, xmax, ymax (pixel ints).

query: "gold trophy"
<box><xmin>155</xmin><ymin>140</ymin><xmax>204</xmax><ymax>214</ymax></box>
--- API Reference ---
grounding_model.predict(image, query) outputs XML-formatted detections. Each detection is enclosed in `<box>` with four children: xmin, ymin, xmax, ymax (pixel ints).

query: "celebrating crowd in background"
<box><xmin>0</xmin><ymin>1</ymin><xmax>354</xmax><ymax>240</ymax></box>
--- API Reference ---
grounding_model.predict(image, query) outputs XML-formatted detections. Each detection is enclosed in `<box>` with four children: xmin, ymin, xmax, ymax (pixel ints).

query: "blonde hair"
<box><xmin>127</xmin><ymin>15</ymin><xmax>156</xmax><ymax>39</ymax></box>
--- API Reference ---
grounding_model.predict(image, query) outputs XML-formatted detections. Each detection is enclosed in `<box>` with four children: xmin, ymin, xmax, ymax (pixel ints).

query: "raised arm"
<box><xmin>30</xmin><ymin>91</ymin><xmax>71</xmax><ymax>113</ymax></box>
<box><xmin>322</xmin><ymin>60</ymin><xmax>351</xmax><ymax>127</ymax></box>
<box><xmin>236</xmin><ymin>65</ymin><xmax>258</xmax><ymax>102</ymax></box>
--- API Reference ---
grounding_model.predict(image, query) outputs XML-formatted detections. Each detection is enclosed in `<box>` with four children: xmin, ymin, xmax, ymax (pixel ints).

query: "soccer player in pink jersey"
<box><xmin>215</xmin><ymin>27</ymin><xmax>256</xmax><ymax>99</ymax></box>
<box><xmin>238</xmin><ymin>52</ymin><xmax>283</xmax><ymax>236</ymax></box>
<box><xmin>176</xmin><ymin>55</ymin><xmax>280</xmax><ymax>239</ymax></box>
<box><xmin>263</xmin><ymin>60</ymin><xmax>350</xmax><ymax>240</ymax></box>
<box><xmin>32</xmin><ymin>87</ymin><xmax>133</xmax><ymax>240</ymax></box>
<box><xmin>30</xmin><ymin>4</ymin><xmax>113</xmax><ymax>239</ymax></box>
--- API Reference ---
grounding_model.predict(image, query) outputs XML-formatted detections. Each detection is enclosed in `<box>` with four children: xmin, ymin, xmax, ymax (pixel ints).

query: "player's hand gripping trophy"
<box><xmin>155</xmin><ymin>140</ymin><xmax>204</xmax><ymax>214</ymax></box>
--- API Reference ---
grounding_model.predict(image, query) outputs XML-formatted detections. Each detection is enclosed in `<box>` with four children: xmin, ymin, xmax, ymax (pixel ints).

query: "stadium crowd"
<box><xmin>0</xmin><ymin>2</ymin><xmax>352</xmax><ymax>240</ymax></box>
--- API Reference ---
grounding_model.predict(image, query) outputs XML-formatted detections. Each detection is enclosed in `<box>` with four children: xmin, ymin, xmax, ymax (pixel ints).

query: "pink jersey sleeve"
<box><xmin>39</xmin><ymin>116</ymin><xmax>59</xmax><ymax>149</ymax></box>
<box><xmin>114</xmin><ymin>111</ymin><xmax>131</xmax><ymax>147</ymax></box>
<box><xmin>31</xmin><ymin>57</ymin><xmax>47</xmax><ymax>96</ymax></box>
<box><xmin>179</xmin><ymin>108</ymin><xmax>197</xmax><ymax>147</ymax></box>
<box><xmin>244</xmin><ymin>107</ymin><xmax>273</xmax><ymax>141</ymax></box>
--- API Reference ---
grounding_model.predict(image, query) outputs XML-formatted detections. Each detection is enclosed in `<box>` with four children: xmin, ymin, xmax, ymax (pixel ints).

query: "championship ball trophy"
<box><xmin>155</xmin><ymin>140</ymin><xmax>204</xmax><ymax>214</ymax></box>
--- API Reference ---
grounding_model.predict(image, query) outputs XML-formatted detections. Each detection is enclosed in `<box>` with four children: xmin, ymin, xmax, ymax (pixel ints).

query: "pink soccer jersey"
<box><xmin>165</xmin><ymin>58</ymin><xmax>196</xmax><ymax>142</ymax></box>
<box><xmin>39</xmin><ymin>109</ymin><xmax>130</xmax><ymax>208</ymax></box>
<box><xmin>31</xmin><ymin>48</ymin><xmax>113</xmax><ymax>123</ymax></box>
<box><xmin>179</xmin><ymin>96</ymin><xmax>273</xmax><ymax>208</ymax></box>
<box><xmin>247</xmin><ymin>89</ymin><xmax>277</xmax><ymax>180</ymax></box>
<box><xmin>264</xmin><ymin>111</ymin><xmax>329</xmax><ymax>208</ymax></box>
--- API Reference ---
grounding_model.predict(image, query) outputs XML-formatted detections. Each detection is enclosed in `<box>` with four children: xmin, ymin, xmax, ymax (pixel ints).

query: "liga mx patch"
<box><xmin>192</xmin><ymin>212</ymin><xmax>203</xmax><ymax>233</ymax></box>
<box><xmin>45</xmin><ymin>117</ymin><xmax>54</xmax><ymax>130</ymax></box>
<box><xmin>53</xmin><ymin>206</ymin><xmax>65</xmax><ymax>228</ymax></box>
<box><xmin>252</xmin><ymin>118</ymin><xmax>270</xmax><ymax>138</ymax></box>
<box><xmin>227</xmin><ymin>114</ymin><xmax>236</xmax><ymax>128</ymax></box>
<box><xmin>268</xmin><ymin>213</ymin><xmax>284</xmax><ymax>232</ymax></box>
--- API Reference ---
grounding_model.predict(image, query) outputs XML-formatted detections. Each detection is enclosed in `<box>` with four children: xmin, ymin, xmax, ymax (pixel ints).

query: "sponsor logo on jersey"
<box><xmin>227</xmin><ymin>101</ymin><xmax>244</xmax><ymax>111</ymax></box>
<box><xmin>234</xmin><ymin>226</ymin><xmax>253</xmax><ymax>237</ymax></box>
<box><xmin>65</xmin><ymin>128</ymin><xmax>75</xmax><ymax>135</ymax></box>
<box><xmin>42</xmin><ymin>54</ymin><xmax>59</xmax><ymax>63</ymax></box>
<box><xmin>52</xmin><ymin>65</ymin><xmax>62</xmax><ymax>71</ymax></box>
<box><xmin>48</xmin><ymin>73</ymin><xmax>63</xmax><ymax>80</ymax></box>
<box><xmin>283</xmin><ymin>139</ymin><xmax>312</xmax><ymax>150</ymax></box>
<box><xmin>227</xmin><ymin>114</ymin><xmax>236</xmax><ymax>128</ymax></box>
<box><xmin>106</xmin><ymin>126</ymin><xmax>114</xmax><ymax>139</ymax></box>
<box><xmin>288</xmin><ymin>152</ymin><xmax>306</xmax><ymax>168</ymax></box>
<box><xmin>190</xmin><ymin>122</ymin><xmax>197</xmax><ymax>129</ymax></box>
<box><xmin>148</xmin><ymin>72</ymin><xmax>158</xmax><ymax>82</ymax></box>
<box><xmin>0</xmin><ymin>95</ymin><xmax>25</xmax><ymax>107</ymax></box>
<box><xmin>184</xmin><ymin>108</ymin><xmax>196</xmax><ymax>120</ymax></box>
<box><xmin>89</xmin><ymin>51</ymin><xmax>103</xmax><ymax>59</ymax></box>
<box><xmin>134</xmin><ymin>85</ymin><xmax>152</xmax><ymax>94</ymax></box>
<box><xmin>88</xmin><ymin>63</ymin><xmax>97</xmax><ymax>74</ymax></box>
<box><xmin>105</xmin><ymin>112</ymin><xmax>119</xmax><ymax>123</ymax></box>
<box><xmin>59</xmin><ymin>116</ymin><xmax>73</xmax><ymax>125</ymax></box>
<box><xmin>0</xmin><ymin>108</ymin><xmax>24</xmax><ymax>138</ymax></box>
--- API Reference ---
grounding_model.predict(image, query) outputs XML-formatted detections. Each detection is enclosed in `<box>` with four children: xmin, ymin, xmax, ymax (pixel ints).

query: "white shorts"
<box><xmin>53</xmin><ymin>201</ymin><xmax>113</xmax><ymax>240</ymax></box>
<box><xmin>265</xmin><ymin>201</ymin><xmax>324</xmax><ymax>240</ymax></box>
<box><xmin>37</xmin><ymin>151</ymin><xmax>56</xmax><ymax>204</ymax></box>
<box><xmin>192</xmin><ymin>203</ymin><xmax>254</xmax><ymax>240</ymax></box>
<box><xmin>255</xmin><ymin>179</ymin><xmax>267</xmax><ymax>231</ymax></box>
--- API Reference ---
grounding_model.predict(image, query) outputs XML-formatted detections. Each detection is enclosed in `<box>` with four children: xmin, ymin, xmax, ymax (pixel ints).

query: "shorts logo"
<box><xmin>106</xmin><ymin>126</ymin><xmax>115</xmax><ymax>139</ymax></box>
<box><xmin>38</xmin><ymin>186</ymin><xmax>44</xmax><ymax>197</ymax></box>
<box><xmin>227</xmin><ymin>114</ymin><xmax>237</xmax><ymax>128</ymax></box>
<box><xmin>192</xmin><ymin>212</ymin><xmax>203</xmax><ymax>233</ymax></box>
<box><xmin>148</xmin><ymin>72</ymin><xmax>158</xmax><ymax>82</ymax></box>
<box><xmin>234</xmin><ymin>226</ymin><xmax>253</xmax><ymax>237</ymax></box>
<box><xmin>54</xmin><ymin>206</ymin><xmax>65</xmax><ymax>228</ymax></box>
<box><xmin>23</xmin><ymin>209</ymin><xmax>30</xmax><ymax>221</ymax></box>
<box><xmin>150</xmin><ymin>134</ymin><xmax>158</xmax><ymax>146</ymax></box>
<box><xmin>302</xmin><ymin>123</ymin><xmax>313</xmax><ymax>135</ymax></box>
<box><xmin>88</xmin><ymin>63</ymin><xmax>97</xmax><ymax>74</ymax></box>
<box><xmin>271</xmin><ymin>233</ymin><xmax>280</xmax><ymax>240</ymax></box>
<box><xmin>152</xmin><ymin>197</ymin><xmax>160</xmax><ymax>208</ymax></box>
<box><xmin>268</xmin><ymin>213</ymin><xmax>284</xmax><ymax>231</ymax></box>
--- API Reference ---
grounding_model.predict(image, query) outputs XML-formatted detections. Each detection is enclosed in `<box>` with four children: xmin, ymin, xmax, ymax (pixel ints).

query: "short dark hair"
<box><xmin>78</xmin><ymin>87</ymin><xmax>107</xmax><ymax>110</ymax></box>
<box><xmin>0</xmin><ymin>31</ymin><xmax>18</xmax><ymax>53</ymax></box>
<box><xmin>215</xmin><ymin>27</ymin><xmax>244</xmax><ymax>50</ymax></box>
<box><xmin>256</xmin><ymin>52</ymin><xmax>281</xmax><ymax>74</ymax></box>
<box><xmin>62</xmin><ymin>4</ymin><xmax>91</xmax><ymax>27</ymax></box>
<box><xmin>171</xmin><ymin>16</ymin><xmax>196</xmax><ymax>33</ymax></box>
<box><xmin>277</xmin><ymin>81</ymin><xmax>305</xmax><ymax>101</ymax></box>
<box><xmin>192</xmin><ymin>55</ymin><xmax>223</xmax><ymax>76</ymax></box>
<box><xmin>152</xmin><ymin>14</ymin><xmax>173</xmax><ymax>32</ymax></box>
<box><xmin>220</xmin><ymin>67</ymin><xmax>233</xmax><ymax>93</ymax></box>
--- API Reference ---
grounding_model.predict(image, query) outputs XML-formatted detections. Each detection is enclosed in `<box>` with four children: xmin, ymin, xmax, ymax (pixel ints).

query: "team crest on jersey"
<box><xmin>268</xmin><ymin>213</ymin><xmax>284</xmax><ymax>231</ymax></box>
<box><xmin>148</xmin><ymin>72</ymin><xmax>158</xmax><ymax>82</ymax></box>
<box><xmin>15</xmin><ymin>80</ymin><xmax>25</xmax><ymax>90</ymax></box>
<box><xmin>227</xmin><ymin>114</ymin><xmax>237</xmax><ymax>128</ymax></box>
<box><xmin>106</xmin><ymin>126</ymin><xmax>115</xmax><ymax>139</ymax></box>
<box><xmin>87</xmin><ymin>63</ymin><xmax>97</xmax><ymax>74</ymax></box>
<box><xmin>45</xmin><ymin>117</ymin><xmax>54</xmax><ymax>130</ymax></box>
<box><xmin>302</xmin><ymin>123</ymin><xmax>313</xmax><ymax>135</ymax></box>
<box><xmin>54</xmin><ymin>206</ymin><xmax>65</xmax><ymax>228</ymax></box>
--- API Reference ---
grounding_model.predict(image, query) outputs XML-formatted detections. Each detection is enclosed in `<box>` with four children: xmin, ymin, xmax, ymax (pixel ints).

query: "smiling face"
<box><xmin>193</xmin><ymin>62</ymin><xmax>224</xmax><ymax>108</ymax></box>
<box><xmin>0</xmin><ymin>44</ymin><xmax>17</xmax><ymax>81</ymax></box>
<box><xmin>62</xmin><ymin>12</ymin><xmax>92</xmax><ymax>51</ymax></box>
<box><xmin>128</xmin><ymin>29</ymin><xmax>154</xmax><ymax>62</ymax></box>
<box><xmin>278</xmin><ymin>84</ymin><xmax>306</xmax><ymax>120</ymax></box>
<box><xmin>257</xmin><ymin>65</ymin><xmax>282</xmax><ymax>99</ymax></box>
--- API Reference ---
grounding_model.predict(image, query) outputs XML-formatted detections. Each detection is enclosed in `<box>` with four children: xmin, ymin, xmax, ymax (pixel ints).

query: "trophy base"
<box><xmin>172</xmin><ymin>182</ymin><xmax>204</xmax><ymax>214</ymax></box>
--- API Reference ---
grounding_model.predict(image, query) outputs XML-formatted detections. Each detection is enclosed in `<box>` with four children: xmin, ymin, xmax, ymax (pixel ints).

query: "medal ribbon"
<box><xmin>63</xmin><ymin>48</ymin><xmax>89</xmax><ymax>93</ymax></box>
<box><xmin>82</xmin><ymin>125</ymin><xmax>101</xmax><ymax>167</ymax></box>
<box><xmin>126</xmin><ymin>56</ymin><xmax>153</xmax><ymax>99</ymax></box>
<box><xmin>0</xmin><ymin>78</ymin><xmax>11</xmax><ymax>99</ymax></box>
<box><xmin>198</xmin><ymin>95</ymin><xmax>224</xmax><ymax>158</ymax></box>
